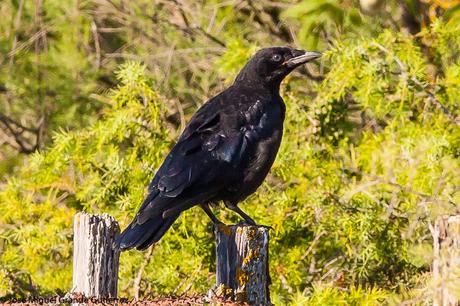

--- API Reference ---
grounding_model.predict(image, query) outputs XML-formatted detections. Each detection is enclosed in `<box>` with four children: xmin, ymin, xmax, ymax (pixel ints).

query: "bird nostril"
<box><xmin>292</xmin><ymin>49</ymin><xmax>306</xmax><ymax>58</ymax></box>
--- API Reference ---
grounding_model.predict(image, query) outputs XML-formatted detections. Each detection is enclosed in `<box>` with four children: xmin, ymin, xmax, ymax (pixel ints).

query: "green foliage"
<box><xmin>0</xmin><ymin>0</ymin><xmax>106</xmax><ymax>157</ymax></box>
<box><xmin>287</xmin><ymin>284</ymin><xmax>388</xmax><ymax>306</ymax></box>
<box><xmin>1</xmin><ymin>0</ymin><xmax>460</xmax><ymax>304</ymax></box>
<box><xmin>281</xmin><ymin>0</ymin><xmax>363</xmax><ymax>49</ymax></box>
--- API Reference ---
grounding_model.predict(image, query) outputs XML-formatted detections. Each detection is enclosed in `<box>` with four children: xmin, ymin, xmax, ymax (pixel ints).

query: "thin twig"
<box><xmin>91</xmin><ymin>20</ymin><xmax>101</xmax><ymax>69</ymax></box>
<box><xmin>133</xmin><ymin>246</ymin><xmax>155</xmax><ymax>300</ymax></box>
<box><xmin>9</xmin><ymin>0</ymin><xmax>24</xmax><ymax>66</ymax></box>
<box><xmin>301</xmin><ymin>230</ymin><xmax>325</xmax><ymax>260</ymax></box>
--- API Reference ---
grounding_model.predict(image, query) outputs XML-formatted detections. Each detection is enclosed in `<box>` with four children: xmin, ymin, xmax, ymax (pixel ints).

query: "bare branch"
<box><xmin>0</xmin><ymin>112</ymin><xmax>40</xmax><ymax>153</ymax></box>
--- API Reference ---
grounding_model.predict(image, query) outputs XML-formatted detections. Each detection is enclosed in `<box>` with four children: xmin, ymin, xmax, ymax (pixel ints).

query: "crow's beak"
<box><xmin>285</xmin><ymin>51</ymin><xmax>322</xmax><ymax>68</ymax></box>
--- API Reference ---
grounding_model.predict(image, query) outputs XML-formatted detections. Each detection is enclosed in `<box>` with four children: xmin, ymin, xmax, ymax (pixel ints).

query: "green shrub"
<box><xmin>1</xmin><ymin>20</ymin><xmax>459</xmax><ymax>305</ymax></box>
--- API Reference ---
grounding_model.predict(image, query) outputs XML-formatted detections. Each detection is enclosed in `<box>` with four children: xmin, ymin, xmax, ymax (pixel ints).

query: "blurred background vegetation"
<box><xmin>0</xmin><ymin>0</ymin><xmax>459</xmax><ymax>304</ymax></box>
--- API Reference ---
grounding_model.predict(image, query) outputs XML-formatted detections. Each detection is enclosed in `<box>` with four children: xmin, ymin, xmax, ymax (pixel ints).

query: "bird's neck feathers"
<box><xmin>233</xmin><ymin>62</ymin><xmax>282</xmax><ymax>94</ymax></box>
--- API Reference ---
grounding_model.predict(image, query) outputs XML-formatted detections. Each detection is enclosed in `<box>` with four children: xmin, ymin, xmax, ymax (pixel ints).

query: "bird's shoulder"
<box><xmin>192</xmin><ymin>85</ymin><xmax>283</xmax><ymax>128</ymax></box>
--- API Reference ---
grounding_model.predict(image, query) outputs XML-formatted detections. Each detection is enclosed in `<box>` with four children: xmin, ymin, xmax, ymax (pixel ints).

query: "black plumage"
<box><xmin>115</xmin><ymin>46</ymin><xmax>321</xmax><ymax>251</ymax></box>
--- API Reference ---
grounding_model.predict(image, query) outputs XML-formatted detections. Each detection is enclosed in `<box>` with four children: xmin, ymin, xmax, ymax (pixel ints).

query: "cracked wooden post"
<box><xmin>433</xmin><ymin>215</ymin><xmax>460</xmax><ymax>306</ymax></box>
<box><xmin>72</xmin><ymin>212</ymin><xmax>120</xmax><ymax>298</ymax></box>
<box><xmin>210</xmin><ymin>224</ymin><xmax>270</xmax><ymax>305</ymax></box>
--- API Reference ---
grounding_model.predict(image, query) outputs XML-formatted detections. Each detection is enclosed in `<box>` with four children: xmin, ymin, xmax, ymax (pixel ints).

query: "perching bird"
<box><xmin>115</xmin><ymin>46</ymin><xmax>321</xmax><ymax>251</ymax></box>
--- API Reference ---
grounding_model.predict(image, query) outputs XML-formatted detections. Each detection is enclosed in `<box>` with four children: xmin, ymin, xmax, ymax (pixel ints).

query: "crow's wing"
<box><xmin>135</xmin><ymin>96</ymin><xmax>249</xmax><ymax>224</ymax></box>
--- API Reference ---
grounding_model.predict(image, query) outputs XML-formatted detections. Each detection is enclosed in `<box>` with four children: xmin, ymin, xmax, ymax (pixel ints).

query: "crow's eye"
<box><xmin>272</xmin><ymin>54</ymin><xmax>282</xmax><ymax>62</ymax></box>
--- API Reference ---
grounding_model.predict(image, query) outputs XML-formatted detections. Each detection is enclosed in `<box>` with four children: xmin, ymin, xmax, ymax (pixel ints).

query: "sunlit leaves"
<box><xmin>0</xmin><ymin>21</ymin><xmax>459</xmax><ymax>305</ymax></box>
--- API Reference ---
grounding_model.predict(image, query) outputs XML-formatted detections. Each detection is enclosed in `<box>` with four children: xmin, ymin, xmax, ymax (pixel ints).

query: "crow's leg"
<box><xmin>200</xmin><ymin>204</ymin><xmax>223</xmax><ymax>225</ymax></box>
<box><xmin>226</xmin><ymin>203</ymin><xmax>257</xmax><ymax>226</ymax></box>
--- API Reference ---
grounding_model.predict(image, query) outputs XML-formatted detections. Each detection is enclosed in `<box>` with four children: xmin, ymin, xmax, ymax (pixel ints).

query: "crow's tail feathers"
<box><xmin>114</xmin><ymin>214</ymin><xmax>179</xmax><ymax>251</ymax></box>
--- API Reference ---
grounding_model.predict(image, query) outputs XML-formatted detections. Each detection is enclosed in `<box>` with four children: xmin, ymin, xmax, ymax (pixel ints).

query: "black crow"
<box><xmin>115</xmin><ymin>47</ymin><xmax>321</xmax><ymax>251</ymax></box>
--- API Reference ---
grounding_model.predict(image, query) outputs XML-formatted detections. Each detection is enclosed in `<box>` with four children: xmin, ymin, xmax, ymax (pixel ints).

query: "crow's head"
<box><xmin>234</xmin><ymin>46</ymin><xmax>321</xmax><ymax>91</ymax></box>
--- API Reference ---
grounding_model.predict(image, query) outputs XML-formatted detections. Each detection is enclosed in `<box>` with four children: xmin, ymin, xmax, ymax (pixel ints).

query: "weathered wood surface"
<box><xmin>433</xmin><ymin>215</ymin><xmax>460</xmax><ymax>306</ymax></box>
<box><xmin>72</xmin><ymin>212</ymin><xmax>120</xmax><ymax>298</ymax></box>
<box><xmin>211</xmin><ymin>224</ymin><xmax>270</xmax><ymax>305</ymax></box>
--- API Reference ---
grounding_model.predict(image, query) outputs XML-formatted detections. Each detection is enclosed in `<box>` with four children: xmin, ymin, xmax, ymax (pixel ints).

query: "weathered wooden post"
<box><xmin>210</xmin><ymin>224</ymin><xmax>271</xmax><ymax>305</ymax></box>
<box><xmin>433</xmin><ymin>215</ymin><xmax>460</xmax><ymax>306</ymax></box>
<box><xmin>72</xmin><ymin>212</ymin><xmax>120</xmax><ymax>298</ymax></box>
